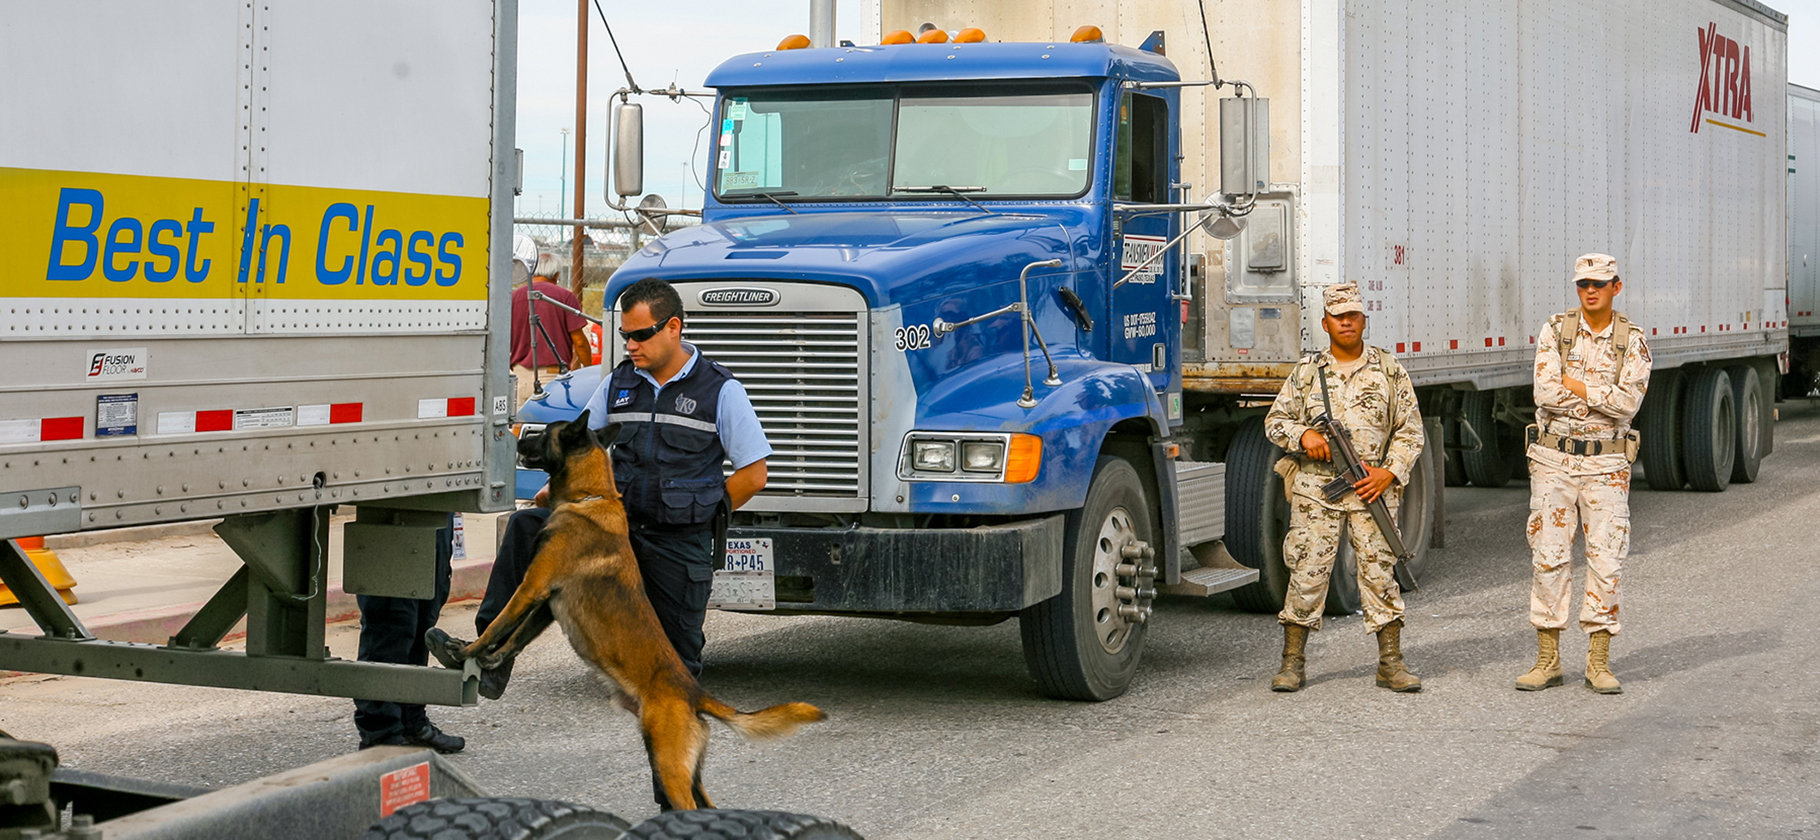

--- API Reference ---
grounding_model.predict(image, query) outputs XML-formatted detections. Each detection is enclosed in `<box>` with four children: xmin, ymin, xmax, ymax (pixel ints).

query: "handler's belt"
<box><xmin>1526</xmin><ymin>424</ymin><xmax>1639</xmax><ymax>460</ymax></box>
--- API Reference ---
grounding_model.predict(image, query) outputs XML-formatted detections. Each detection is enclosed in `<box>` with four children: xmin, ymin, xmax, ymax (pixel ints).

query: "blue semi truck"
<box><xmin>521</xmin><ymin>30</ymin><xmax>1272</xmax><ymax>701</ymax></box>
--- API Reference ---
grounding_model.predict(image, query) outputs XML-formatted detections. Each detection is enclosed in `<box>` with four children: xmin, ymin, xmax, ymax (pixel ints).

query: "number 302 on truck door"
<box><xmin>893</xmin><ymin>323</ymin><xmax>931</xmax><ymax>351</ymax></box>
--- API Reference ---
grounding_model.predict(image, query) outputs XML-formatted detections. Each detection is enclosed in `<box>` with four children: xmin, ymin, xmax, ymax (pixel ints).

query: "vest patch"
<box><xmin>674</xmin><ymin>395</ymin><xmax>698</xmax><ymax>415</ymax></box>
<box><xmin>613</xmin><ymin>389</ymin><xmax>633</xmax><ymax>408</ymax></box>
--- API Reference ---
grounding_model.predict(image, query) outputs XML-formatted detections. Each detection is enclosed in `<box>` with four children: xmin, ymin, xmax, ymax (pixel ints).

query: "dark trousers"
<box><xmin>353</xmin><ymin>519</ymin><xmax>454</xmax><ymax>747</ymax></box>
<box><xmin>478</xmin><ymin>507</ymin><xmax>714</xmax><ymax>676</ymax></box>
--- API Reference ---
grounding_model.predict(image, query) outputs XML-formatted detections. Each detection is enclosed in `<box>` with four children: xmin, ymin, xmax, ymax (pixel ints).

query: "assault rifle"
<box><xmin>1312</xmin><ymin>363</ymin><xmax>1419</xmax><ymax>591</ymax></box>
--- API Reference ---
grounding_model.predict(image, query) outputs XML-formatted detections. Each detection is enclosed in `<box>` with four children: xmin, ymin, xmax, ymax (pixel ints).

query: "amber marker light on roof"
<box><xmin>954</xmin><ymin>27</ymin><xmax>986</xmax><ymax>43</ymax></box>
<box><xmin>1004</xmin><ymin>434</ymin><xmax>1043</xmax><ymax>483</ymax></box>
<box><xmin>881</xmin><ymin>29</ymin><xmax>914</xmax><ymax>45</ymax></box>
<box><xmin>1070</xmin><ymin>25</ymin><xmax>1104</xmax><ymax>43</ymax></box>
<box><xmin>776</xmin><ymin>33</ymin><xmax>811</xmax><ymax>50</ymax></box>
<box><xmin>916</xmin><ymin>28</ymin><xmax>950</xmax><ymax>44</ymax></box>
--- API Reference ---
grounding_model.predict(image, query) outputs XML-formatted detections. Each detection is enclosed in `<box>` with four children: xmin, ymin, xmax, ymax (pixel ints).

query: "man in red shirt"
<box><xmin>511</xmin><ymin>253</ymin><xmax>592</xmax><ymax>407</ymax></box>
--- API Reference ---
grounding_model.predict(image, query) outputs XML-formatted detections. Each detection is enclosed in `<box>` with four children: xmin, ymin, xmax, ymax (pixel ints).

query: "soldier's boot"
<box><xmin>1374</xmin><ymin>619</ymin><xmax>1422</xmax><ymax>692</ymax></box>
<box><xmin>1270</xmin><ymin>624</ymin><xmax>1309</xmax><ymax>693</ymax></box>
<box><xmin>1585</xmin><ymin>630</ymin><xmax>1623</xmax><ymax>694</ymax></box>
<box><xmin>1515</xmin><ymin>628</ymin><xmax>1564</xmax><ymax>691</ymax></box>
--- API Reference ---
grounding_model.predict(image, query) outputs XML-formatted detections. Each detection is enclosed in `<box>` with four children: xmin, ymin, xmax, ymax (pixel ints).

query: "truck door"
<box><xmin>1110</xmin><ymin>91</ymin><xmax>1181</xmax><ymax>421</ymax></box>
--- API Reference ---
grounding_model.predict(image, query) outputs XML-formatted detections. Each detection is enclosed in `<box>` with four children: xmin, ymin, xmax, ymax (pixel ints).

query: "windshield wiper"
<box><xmin>893</xmin><ymin>184</ymin><xmax>994</xmax><ymax>214</ymax></box>
<box><xmin>724</xmin><ymin>190</ymin><xmax>800</xmax><ymax>214</ymax></box>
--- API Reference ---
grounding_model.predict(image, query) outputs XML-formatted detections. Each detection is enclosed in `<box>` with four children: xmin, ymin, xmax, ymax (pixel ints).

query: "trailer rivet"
<box><xmin>17</xmin><ymin>496</ymin><xmax>26</xmax><ymax>508</ymax></box>
<box><xmin>951</xmin><ymin>494</ymin><xmax>960</xmax><ymax>502</ymax></box>
<box><xmin>118</xmin><ymin>489</ymin><xmax>125</xmax><ymax>498</ymax></box>
<box><xmin>70</xmin><ymin>493</ymin><xmax>78</xmax><ymax>503</ymax></box>
<box><xmin>157</xmin><ymin>486</ymin><xmax>165</xmax><ymax>495</ymax></box>
<box><xmin>116</xmin><ymin>510</ymin><xmax>124</xmax><ymax>519</ymax></box>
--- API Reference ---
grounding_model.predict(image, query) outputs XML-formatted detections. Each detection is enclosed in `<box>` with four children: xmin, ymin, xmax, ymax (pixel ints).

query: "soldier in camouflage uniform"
<box><xmin>1517</xmin><ymin>253</ymin><xmax>1651</xmax><ymax>695</ymax></box>
<box><xmin>1263</xmin><ymin>283</ymin><xmax>1426</xmax><ymax>693</ymax></box>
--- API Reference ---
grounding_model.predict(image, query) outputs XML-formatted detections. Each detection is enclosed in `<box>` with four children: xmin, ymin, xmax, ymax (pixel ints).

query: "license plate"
<box><xmin>710</xmin><ymin>538</ymin><xmax>774</xmax><ymax>611</ymax></box>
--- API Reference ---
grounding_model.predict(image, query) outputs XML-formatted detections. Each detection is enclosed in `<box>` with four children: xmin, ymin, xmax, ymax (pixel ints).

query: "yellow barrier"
<box><xmin>1</xmin><ymin>537</ymin><xmax>78</xmax><ymax>606</ymax></box>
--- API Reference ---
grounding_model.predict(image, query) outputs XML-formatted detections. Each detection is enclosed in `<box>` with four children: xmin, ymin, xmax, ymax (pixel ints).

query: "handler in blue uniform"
<box><xmin>477</xmin><ymin>277</ymin><xmax>772</xmax><ymax>683</ymax></box>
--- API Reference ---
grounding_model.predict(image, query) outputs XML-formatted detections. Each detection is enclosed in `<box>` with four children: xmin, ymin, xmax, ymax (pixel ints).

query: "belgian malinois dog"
<box><xmin>425</xmin><ymin>409</ymin><xmax>823</xmax><ymax>809</ymax></box>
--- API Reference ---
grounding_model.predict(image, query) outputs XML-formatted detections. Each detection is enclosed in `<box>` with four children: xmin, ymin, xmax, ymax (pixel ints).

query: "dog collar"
<box><xmin>570</xmin><ymin>494</ymin><xmax>605</xmax><ymax>503</ymax></box>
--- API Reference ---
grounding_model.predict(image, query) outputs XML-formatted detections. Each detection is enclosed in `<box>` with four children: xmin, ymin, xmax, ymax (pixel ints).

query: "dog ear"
<box><xmin>572</xmin><ymin>408</ymin><xmax>591</xmax><ymax>429</ymax></box>
<box><xmin>557</xmin><ymin>413</ymin><xmax>594</xmax><ymax>449</ymax></box>
<box><xmin>592</xmin><ymin>422</ymin><xmax>622</xmax><ymax>449</ymax></box>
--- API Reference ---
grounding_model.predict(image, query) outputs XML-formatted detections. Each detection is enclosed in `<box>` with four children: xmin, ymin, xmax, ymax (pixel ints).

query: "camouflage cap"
<box><xmin>1322</xmin><ymin>283</ymin><xmax>1365</xmax><ymax>316</ymax></box>
<box><xmin>1573</xmin><ymin>253</ymin><xmax>1618</xmax><ymax>282</ymax></box>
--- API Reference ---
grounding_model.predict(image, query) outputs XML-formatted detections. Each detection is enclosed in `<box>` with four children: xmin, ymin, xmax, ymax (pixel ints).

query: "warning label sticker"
<box><xmin>233</xmin><ymin>407</ymin><xmax>295</xmax><ymax>431</ymax></box>
<box><xmin>96</xmin><ymin>394</ymin><xmax>138</xmax><ymax>437</ymax></box>
<box><xmin>379</xmin><ymin>762</ymin><xmax>430</xmax><ymax>818</ymax></box>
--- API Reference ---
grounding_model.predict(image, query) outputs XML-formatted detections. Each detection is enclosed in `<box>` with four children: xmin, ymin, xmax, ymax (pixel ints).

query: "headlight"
<box><xmin>900</xmin><ymin>433</ymin><xmax>1040</xmax><ymax>483</ymax></box>
<box><xmin>961</xmin><ymin>440</ymin><xmax>1005</xmax><ymax>472</ymax></box>
<box><xmin>912</xmin><ymin>440</ymin><xmax>956</xmax><ymax>472</ymax></box>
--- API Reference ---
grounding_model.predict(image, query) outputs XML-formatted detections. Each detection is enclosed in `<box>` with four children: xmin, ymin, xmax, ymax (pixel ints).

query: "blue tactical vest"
<box><xmin>602</xmin><ymin>353</ymin><xmax>731</xmax><ymax>526</ymax></box>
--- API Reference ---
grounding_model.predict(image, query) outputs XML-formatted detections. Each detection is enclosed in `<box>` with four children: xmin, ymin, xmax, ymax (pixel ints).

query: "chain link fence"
<box><xmin>512</xmin><ymin>214</ymin><xmax>698</xmax><ymax>316</ymax></box>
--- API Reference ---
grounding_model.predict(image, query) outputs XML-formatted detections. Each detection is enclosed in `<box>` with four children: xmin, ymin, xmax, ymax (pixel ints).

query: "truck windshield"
<box><xmin>716</xmin><ymin>87</ymin><xmax>1094</xmax><ymax>201</ymax></box>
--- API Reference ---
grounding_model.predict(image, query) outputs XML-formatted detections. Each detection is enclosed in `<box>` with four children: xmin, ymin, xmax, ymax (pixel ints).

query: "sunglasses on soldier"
<box><xmin>618</xmin><ymin>316</ymin><xmax>676</xmax><ymax>343</ymax></box>
<box><xmin>1575</xmin><ymin>279</ymin><xmax>1613</xmax><ymax>290</ymax></box>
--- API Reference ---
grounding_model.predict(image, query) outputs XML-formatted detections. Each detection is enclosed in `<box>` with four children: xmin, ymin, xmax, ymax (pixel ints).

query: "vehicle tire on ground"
<box><xmin>358</xmin><ymin>797</ymin><xmax>630</xmax><ymax>840</ymax></box>
<box><xmin>1020</xmin><ymin>455</ymin><xmax>1155</xmax><ymax>701</ymax></box>
<box><xmin>1322</xmin><ymin>421</ymin><xmax>1437</xmax><ymax>615</ymax></box>
<box><xmin>1223</xmin><ymin>416</ymin><xmax>1291</xmax><ymax>614</ymax></box>
<box><xmin>1682</xmin><ymin>367</ymin><xmax>1735</xmax><ymax>492</ymax></box>
<box><xmin>1461</xmin><ymin>390</ymin><xmax>1512</xmax><ymax>488</ymax></box>
<box><xmin>1726</xmin><ymin>364</ymin><xmax>1766</xmax><ymax>484</ymax></box>
<box><xmin>1441</xmin><ymin>418</ymin><xmax>1467</xmax><ymax>487</ymax></box>
<box><xmin>628</xmin><ymin>810</ymin><xmax>864</xmax><ymax>840</ymax></box>
<box><xmin>1637</xmin><ymin>367</ymin><xmax>1686</xmax><ymax>491</ymax></box>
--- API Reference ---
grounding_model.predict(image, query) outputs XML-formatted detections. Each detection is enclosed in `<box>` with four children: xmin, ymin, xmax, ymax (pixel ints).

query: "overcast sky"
<box><xmin>510</xmin><ymin>0</ymin><xmax>1820</xmax><ymax>220</ymax></box>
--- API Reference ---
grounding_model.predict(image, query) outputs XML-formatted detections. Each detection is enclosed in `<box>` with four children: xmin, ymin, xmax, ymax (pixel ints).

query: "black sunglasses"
<box><xmin>1575</xmin><ymin>279</ymin><xmax>1613</xmax><ymax>290</ymax></box>
<box><xmin>617</xmin><ymin>316</ymin><xmax>676</xmax><ymax>343</ymax></box>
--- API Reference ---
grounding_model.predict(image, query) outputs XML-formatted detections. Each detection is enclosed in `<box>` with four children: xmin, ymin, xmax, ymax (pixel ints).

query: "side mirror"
<box><xmin>1218</xmin><ymin>96</ymin><xmax>1270</xmax><ymax>198</ymax></box>
<box><xmin>613</xmin><ymin>102</ymin><xmax>644</xmax><ymax>199</ymax></box>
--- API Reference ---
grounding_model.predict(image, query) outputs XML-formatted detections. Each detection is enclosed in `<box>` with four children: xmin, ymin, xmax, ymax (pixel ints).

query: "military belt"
<box><xmin>1525</xmin><ymin>424</ymin><xmax>1638</xmax><ymax>458</ymax></box>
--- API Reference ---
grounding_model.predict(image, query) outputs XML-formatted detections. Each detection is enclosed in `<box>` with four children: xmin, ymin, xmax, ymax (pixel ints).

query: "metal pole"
<box><xmin>559</xmin><ymin>127</ymin><xmax>569</xmax><ymax>219</ymax></box>
<box><xmin>570</xmin><ymin>0</ymin><xmax>589</xmax><ymax>297</ymax></box>
<box><xmin>810</xmin><ymin>0</ymin><xmax>835</xmax><ymax>48</ymax></box>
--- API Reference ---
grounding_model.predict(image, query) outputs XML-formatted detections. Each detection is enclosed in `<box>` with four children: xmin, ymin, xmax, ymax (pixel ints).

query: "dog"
<box><xmin>425</xmin><ymin>409</ymin><xmax>823</xmax><ymax>809</ymax></box>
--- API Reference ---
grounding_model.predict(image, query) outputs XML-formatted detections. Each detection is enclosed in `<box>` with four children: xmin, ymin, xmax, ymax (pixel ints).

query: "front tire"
<box><xmin>359</xmin><ymin>798</ymin><xmax>629</xmax><ymax>840</ymax></box>
<box><xmin>629</xmin><ymin>810</ymin><xmax>864</xmax><ymax>840</ymax></box>
<box><xmin>1020</xmin><ymin>456</ymin><xmax>1155</xmax><ymax>701</ymax></box>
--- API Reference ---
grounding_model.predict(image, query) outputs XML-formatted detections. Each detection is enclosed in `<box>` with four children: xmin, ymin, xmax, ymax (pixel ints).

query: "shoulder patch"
<box><xmin>612</xmin><ymin>389</ymin><xmax>633</xmax><ymax>408</ymax></box>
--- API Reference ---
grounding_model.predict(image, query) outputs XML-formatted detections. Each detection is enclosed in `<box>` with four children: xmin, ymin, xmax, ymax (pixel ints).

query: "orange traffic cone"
<box><xmin>1</xmin><ymin>537</ymin><xmax>78</xmax><ymax>607</ymax></box>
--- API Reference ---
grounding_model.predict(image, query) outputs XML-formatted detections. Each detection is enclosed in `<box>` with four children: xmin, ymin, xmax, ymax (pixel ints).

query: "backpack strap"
<box><xmin>1557</xmin><ymin>309</ymin><xmax>1580</xmax><ymax>366</ymax></box>
<box><xmin>1557</xmin><ymin>308</ymin><xmax>1631</xmax><ymax>386</ymax></box>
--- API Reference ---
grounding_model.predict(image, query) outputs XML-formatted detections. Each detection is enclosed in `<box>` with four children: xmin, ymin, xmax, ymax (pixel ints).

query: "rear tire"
<box><xmin>1461</xmin><ymin>390</ymin><xmax>1512</xmax><ymax>488</ymax></box>
<box><xmin>1019</xmin><ymin>456</ymin><xmax>1153</xmax><ymax>701</ymax></box>
<box><xmin>628</xmin><ymin>810</ymin><xmax>864</xmax><ymax>840</ymax></box>
<box><xmin>1726</xmin><ymin>365</ymin><xmax>1765</xmax><ymax>484</ymax></box>
<box><xmin>1682</xmin><ymin>367</ymin><xmax>1735</xmax><ymax>492</ymax></box>
<box><xmin>1638</xmin><ymin>368</ymin><xmax>1686</xmax><ymax>491</ymax></box>
<box><xmin>359</xmin><ymin>798</ymin><xmax>629</xmax><ymax>840</ymax></box>
<box><xmin>1223</xmin><ymin>416</ymin><xmax>1291</xmax><ymax>614</ymax></box>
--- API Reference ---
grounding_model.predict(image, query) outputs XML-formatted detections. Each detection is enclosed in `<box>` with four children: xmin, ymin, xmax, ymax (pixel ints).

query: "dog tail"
<box><xmin>697</xmin><ymin>696</ymin><xmax>825</xmax><ymax>741</ymax></box>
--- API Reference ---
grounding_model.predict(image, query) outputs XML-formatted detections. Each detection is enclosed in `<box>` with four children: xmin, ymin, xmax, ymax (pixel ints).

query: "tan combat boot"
<box><xmin>1270</xmin><ymin>624</ymin><xmax>1308</xmax><ymax>692</ymax></box>
<box><xmin>1515</xmin><ymin>628</ymin><xmax>1564</xmax><ymax>691</ymax></box>
<box><xmin>1375</xmin><ymin>619</ymin><xmax>1422</xmax><ymax>692</ymax></box>
<box><xmin>1585</xmin><ymin>630</ymin><xmax>1622</xmax><ymax>694</ymax></box>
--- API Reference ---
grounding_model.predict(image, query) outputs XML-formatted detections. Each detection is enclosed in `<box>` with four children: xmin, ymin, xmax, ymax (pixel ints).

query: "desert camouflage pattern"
<box><xmin>1265</xmin><ymin>346</ymin><xmax>1423</xmax><ymax>632</ymax></box>
<box><xmin>1531</xmin><ymin>312</ymin><xmax>1652</xmax><ymax>476</ymax></box>
<box><xmin>1279</xmin><ymin>493</ymin><xmax>1406</xmax><ymax>632</ymax></box>
<box><xmin>1527</xmin><ymin>311</ymin><xmax>1650</xmax><ymax>635</ymax></box>
<box><xmin>1527</xmin><ymin>463</ymin><xmax>1629</xmax><ymax>634</ymax></box>
<box><xmin>1265</xmin><ymin>347</ymin><xmax>1425</xmax><ymax>509</ymax></box>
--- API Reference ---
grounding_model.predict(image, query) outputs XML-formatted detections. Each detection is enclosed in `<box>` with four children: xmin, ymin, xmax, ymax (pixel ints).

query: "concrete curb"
<box><xmin>5</xmin><ymin>559</ymin><xmax>496</xmax><ymax>651</ymax></box>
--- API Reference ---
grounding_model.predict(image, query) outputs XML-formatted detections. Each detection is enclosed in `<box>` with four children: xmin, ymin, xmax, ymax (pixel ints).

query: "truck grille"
<box><xmin>682</xmin><ymin>312</ymin><xmax>865</xmax><ymax>498</ymax></box>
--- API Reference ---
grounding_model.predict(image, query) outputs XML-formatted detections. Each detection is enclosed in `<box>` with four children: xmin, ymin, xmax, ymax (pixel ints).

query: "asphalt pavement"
<box><xmin>3</xmin><ymin>403</ymin><xmax>1818</xmax><ymax>838</ymax></box>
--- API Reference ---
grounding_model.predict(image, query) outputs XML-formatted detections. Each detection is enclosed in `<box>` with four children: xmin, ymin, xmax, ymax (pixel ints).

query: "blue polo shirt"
<box><xmin>582</xmin><ymin>342</ymin><xmax>772</xmax><ymax>469</ymax></box>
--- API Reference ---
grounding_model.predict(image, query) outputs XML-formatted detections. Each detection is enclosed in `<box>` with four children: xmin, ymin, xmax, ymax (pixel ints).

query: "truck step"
<box><xmin>1158</xmin><ymin>565</ymin><xmax>1258</xmax><ymax>597</ymax></box>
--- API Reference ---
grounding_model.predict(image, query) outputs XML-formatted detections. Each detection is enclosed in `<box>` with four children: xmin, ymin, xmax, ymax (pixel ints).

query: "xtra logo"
<box><xmin>1690</xmin><ymin>22</ymin><xmax>1755</xmax><ymax>134</ymax></box>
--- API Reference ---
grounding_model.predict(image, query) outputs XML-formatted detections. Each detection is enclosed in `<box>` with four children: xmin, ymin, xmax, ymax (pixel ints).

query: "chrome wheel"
<box><xmin>1088</xmin><ymin>505</ymin><xmax>1155</xmax><ymax>655</ymax></box>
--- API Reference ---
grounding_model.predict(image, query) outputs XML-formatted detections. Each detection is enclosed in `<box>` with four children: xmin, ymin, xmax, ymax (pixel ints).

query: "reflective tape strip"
<box><xmin>417</xmin><ymin>398</ymin><xmax>477</xmax><ymax>419</ymax></box>
<box><xmin>605</xmin><ymin>412</ymin><xmax>716</xmax><ymax>433</ymax></box>
<box><xmin>0</xmin><ymin>417</ymin><xmax>83</xmax><ymax>443</ymax></box>
<box><xmin>298</xmin><ymin>403</ymin><xmax>364</xmax><ymax>426</ymax></box>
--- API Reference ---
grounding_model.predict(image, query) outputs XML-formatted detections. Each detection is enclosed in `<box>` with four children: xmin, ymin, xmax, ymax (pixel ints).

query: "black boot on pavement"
<box><xmin>407</xmin><ymin>723</ymin><xmax>466</xmax><ymax>754</ymax></box>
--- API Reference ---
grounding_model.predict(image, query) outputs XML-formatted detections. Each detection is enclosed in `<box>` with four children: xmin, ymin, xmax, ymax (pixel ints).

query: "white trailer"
<box><xmin>1791</xmin><ymin>82</ymin><xmax>1820</xmax><ymax>393</ymax></box>
<box><xmin>881</xmin><ymin>0</ymin><xmax>1789</xmax><ymax>612</ymax></box>
<box><xmin>0</xmin><ymin>0</ymin><xmax>518</xmax><ymax>704</ymax></box>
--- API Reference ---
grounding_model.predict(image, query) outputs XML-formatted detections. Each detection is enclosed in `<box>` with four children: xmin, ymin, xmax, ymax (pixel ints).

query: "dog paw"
<box><xmin>424</xmin><ymin>628</ymin><xmax>471</xmax><ymax>669</ymax></box>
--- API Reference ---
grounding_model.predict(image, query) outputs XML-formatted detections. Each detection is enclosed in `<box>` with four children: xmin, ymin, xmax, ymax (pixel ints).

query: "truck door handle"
<box><xmin>1058</xmin><ymin>287</ymin><xmax>1093</xmax><ymax>331</ymax></box>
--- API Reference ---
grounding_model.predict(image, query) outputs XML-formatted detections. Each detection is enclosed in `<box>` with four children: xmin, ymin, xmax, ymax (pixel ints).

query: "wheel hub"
<box><xmin>1088</xmin><ymin>505</ymin><xmax>1156</xmax><ymax>654</ymax></box>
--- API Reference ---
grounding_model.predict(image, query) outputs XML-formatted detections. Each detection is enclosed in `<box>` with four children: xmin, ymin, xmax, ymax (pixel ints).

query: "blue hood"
<box><xmin>611</xmin><ymin>208</ymin><xmax>1094</xmax><ymax>309</ymax></box>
